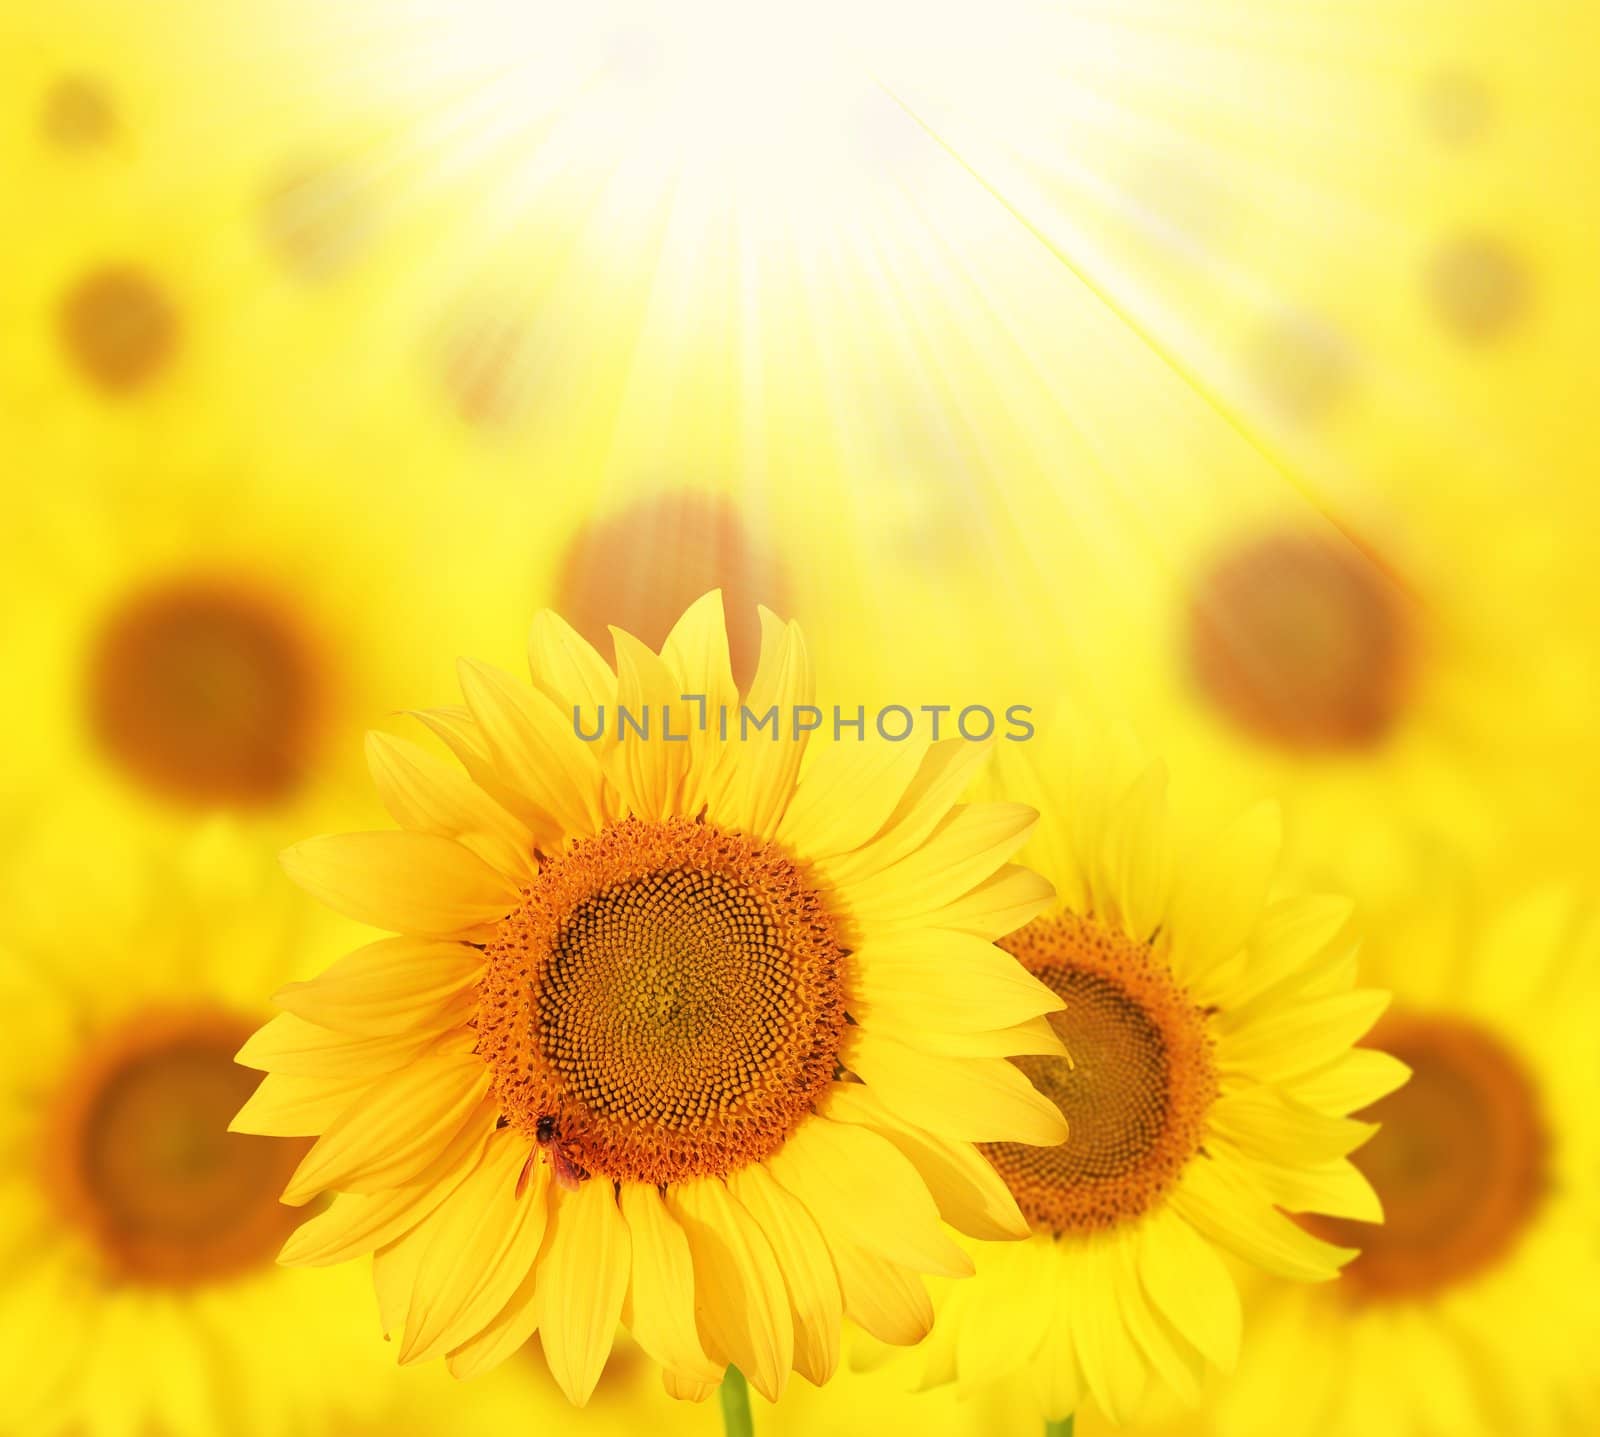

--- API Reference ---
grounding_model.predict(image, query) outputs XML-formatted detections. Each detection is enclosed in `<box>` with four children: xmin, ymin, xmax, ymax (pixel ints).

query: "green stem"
<box><xmin>720</xmin><ymin>1365</ymin><xmax>754</xmax><ymax>1437</ymax></box>
<box><xmin>1046</xmin><ymin>1417</ymin><xmax>1076</xmax><ymax>1437</ymax></box>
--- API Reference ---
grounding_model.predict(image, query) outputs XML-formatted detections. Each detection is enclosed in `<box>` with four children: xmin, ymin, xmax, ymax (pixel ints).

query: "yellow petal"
<box><xmin>457</xmin><ymin>658</ymin><xmax>609</xmax><ymax>839</ymax></box>
<box><xmin>1209</xmin><ymin>1089</ymin><xmax>1375</xmax><ymax>1167</ymax></box>
<box><xmin>1166</xmin><ymin>802</ymin><xmax>1281</xmax><ymax>983</ymax></box>
<box><xmin>820</xmin><ymin>1081</ymin><xmax>1027</xmax><ymax>1240</ymax></box>
<box><xmin>373</xmin><ymin>1219</ymin><xmax>431</xmax><ymax>1340</ymax></box>
<box><xmin>229</xmin><ymin>1068</ymin><xmax>374</xmax><ymax>1136</ymax></box>
<box><xmin>281</xmin><ymin>1048</ymin><xmax>491</xmax><ymax>1205</ymax></box>
<box><xmin>1114</xmin><ymin>1227</ymin><xmax>1204</xmax><ymax>1405</ymax></box>
<box><xmin>279</xmin><ymin>1097</ymin><xmax>496</xmax><ymax>1265</ymax></box>
<box><xmin>1219</xmin><ymin>989</ymin><xmax>1391</xmax><ymax>1084</ymax></box>
<box><xmin>236</xmin><ymin>1012</ymin><xmax>448</xmax><ymax>1079</ymax></box>
<box><xmin>667</xmin><ymin>1177</ymin><xmax>793</xmax><ymax>1402</ymax></box>
<box><xmin>1249</xmin><ymin>1156</ymin><xmax>1383</xmax><ymax>1223</ymax></box>
<box><xmin>618</xmin><ymin>1183</ymin><xmax>722</xmax><ymax>1388</ymax></box>
<box><xmin>273</xmin><ymin>937</ymin><xmax>484</xmax><ymax>1037</ymax></box>
<box><xmin>818</xmin><ymin>739</ymin><xmax>991</xmax><ymax>886</ymax></box>
<box><xmin>445</xmin><ymin>1258</ymin><xmax>543</xmax><ymax>1379</ymax></box>
<box><xmin>954</xmin><ymin>1237</ymin><xmax>1053</xmax><ymax>1385</ymax></box>
<box><xmin>1065</xmin><ymin>1234</ymin><xmax>1148</xmax><ymax>1422</ymax></box>
<box><xmin>1135</xmin><ymin>1206</ymin><xmax>1241</xmax><ymax>1371</ymax></box>
<box><xmin>906</xmin><ymin>863</ymin><xmax>1056</xmax><ymax>941</ymax></box>
<box><xmin>1169</xmin><ymin>1158</ymin><xmax>1353</xmax><ymax>1281</ymax></box>
<box><xmin>367</xmin><ymin>730</ymin><xmax>536</xmax><ymax>880</ymax></box>
<box><xmin>281</xmin><ymin>831</ymin><xmax>517</xmax><ymax>936</ymax></box>
<box><xmin>536</xmin><ymin>1179</ymin><xmax>632</xmax><ymax>1405</ymax></box>
<box><xmin>1097</xmin><ymin>763</ymin><xmax>1172</xmax><ymax>943</ymax></box>
<box><xmin>402</xmin><ymin>1131</ymin><xmax>552</xmax><ymax>1364</ymax></box>
<box><xmin>1286</xmin><ymin>1047</ymin><xmax>1411</xmax><ymax>1114</ymax></box>
<box><xmin>528</xmin><ymin>607</ymin><xmax>617</xmax><ymax>718</ymax></box>
<box><xmin>844</xmin><ymin>1029</ymin><xmax>1068</xmax><ymax>1145</ymax></box>
<box><xmin>659</xmin><ymin>591</ymin><xmax>739</xmax><ymax>815</ymax></box>
<box><xmin>727</xmin><ymin>1163</ymin><xmax>843</xmax><ymax>1386</ymax></box>
<box><xmin>850</xmin><ymin>927</ymin><xmax>1062</xmax><ymax>1033</ymax></box>
<box><xmin>828</xmin><ymin>803</ymin><xmax>1039</xmax><ymax>929</ymax></box>
<box><xmin>408</xmin><ymin>705</ymin><xmax>550</xmax><ymax>840</ymax></box>
<box><xmin>776</xmin><ymin>736</ymin><xmax>929</xmax><ymax>861</ymax></box>
<box><xmin>1224</xmin><ymin>894</ymin><xmax>1355</xmax><ymax>1009</ymax></box>
<box><xmin>608</xmin><ymin>628</ymin><xmax>694</xmax><ymax>820</ymax></box>
<box><xmin>719</xmin><ymin>611</ymin><xmax>812</xmax><ymax>839</ymax></box>
<box><xmin>869</xmin><ymin>1016</ymin><xmax>1066</xmax><ymax>1059</ymax></box>
<box><xmin>830</xmin><ymin>1243</ymin><xmax>932</xmax><ymax>1346</ymax></box>
<box><xmin>768</xmin><ymin>1117</ymin><xmax>970</xmax><ymax>1278</ymax></box>
<box><xmin>1029</xmin><ymin>1247</ymin><xmax>1082</xmax><ymax>1421</ymax></box>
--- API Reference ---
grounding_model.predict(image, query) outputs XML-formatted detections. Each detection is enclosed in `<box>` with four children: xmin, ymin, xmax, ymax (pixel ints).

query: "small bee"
<box><xmin>519</xmin><ymin>1113</ymin><xmax>588</xmax><ymax>1195</ymax></box>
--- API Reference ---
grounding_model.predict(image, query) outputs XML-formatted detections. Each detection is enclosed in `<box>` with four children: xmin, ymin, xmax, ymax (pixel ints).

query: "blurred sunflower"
<box><xmin>0</xmin><ymin>453</ymin><xmax>485</xmax><ymax>842</ymax></box>
<box><xmin>235</xmin><ymin>592</ymin><xmax>1068</xmax><ymax>1405</ymax></box>
<box><xmin>910</xmin><ymin>716</ymin><xmax>1401</xmax><ymax>1425</ymax></box>
<box><xmin>1216</xmin><ymin>874</ymin><xmax>1600</xmax><ymax>1437</ymax></box>
<box><xmin>1112</xmin><ymin>492</ymin><xmax>1563</xmax><ymax>904</ymax></box>
<box><xmin>0</xmin><ymin>824</ymin><xmax>391</xmax><ymax>1437</ymax></box>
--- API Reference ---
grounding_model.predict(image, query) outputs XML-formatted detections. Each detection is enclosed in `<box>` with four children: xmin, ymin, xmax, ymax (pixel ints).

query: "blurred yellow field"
<box><xmin>2</xmin><ymin>3</ymin><xmax>1596</xmax><ymax>1436</ymax></box>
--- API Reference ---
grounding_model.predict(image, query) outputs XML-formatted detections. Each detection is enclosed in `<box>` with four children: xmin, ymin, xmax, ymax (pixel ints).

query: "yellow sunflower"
<box><xmin>1215</xmin><ymin>872</ymin><xmax>1600</xmax><ymax>1437</ymax></box>
<box><xmin>908</xmin><ymin>715</ymin><xmax>1402</xmax><ymax>1426</ymax></box>
<box><xmin>233</xmin><ymin>591</ymin><xmax>1069</xmax><ymax>1406</ymax></box>
<box><xmin>0</xmin><ymin>822</ymin><xmax>394</xmax><ymax>1437</ymax></box>
<box><xmin>0</xmin><ymin>448</ymin><xmax>496</xmax><ymax>843</ymax></box>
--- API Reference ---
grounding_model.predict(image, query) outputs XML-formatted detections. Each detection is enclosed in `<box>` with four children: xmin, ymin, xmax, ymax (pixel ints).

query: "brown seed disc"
<box><xmin>40</xmin><ymin>75</ymin><xmax>117</xmax><ymax>150</ymax></box>
<box><xmin>44</xmin><ymin>1009</ymin><xmax>304</xmax><ymax>1286</ymax></box>
<box><xmin>1306</xmin><ymin>1011</ymin><xmax>1547</xmax><ymax>1300</ymax></box>
<box><xmin>478</xmin><ymin>816</ymin><xmax>848</xmax><ymax>1186</ymax></box>
<box><xmin>59</xmin><ymin>266</ymin><xmax>179</xmax><ymax>394</ymax></box>
<box><xmin>86</xmin><ymin>575</ymin><xmax>324</xmax><ymax>808</ymax></box>
<box><xmin>1187</xmin><ymin>530</ymin><xmax>1416</xmax><ymax>752</ymax></box>
<box><xmin>982</xmin><ymin>911</ymin><xmax>1217</xmax><ymax>1234</ymax></box>
<box><xmin>1426</xmin><ymin>235</ymin><xmax>1529</xmax><ymax>344</ymax></box>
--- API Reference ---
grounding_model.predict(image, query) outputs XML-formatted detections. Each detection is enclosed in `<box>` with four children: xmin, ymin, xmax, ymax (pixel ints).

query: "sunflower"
<box><xmin>1214</xmin><ymin>873</ymin><xmax>1600</xmax><ymax>1437</ymax></box>
<box><xmin>1094</xmin><ymin>489</ymin><xmax>1585</xmax><ymax>910</ymax></box>
<box><xmin>233</xmin><ymin>591</ymin><xmax>1068</xmax><ymax>1406</ymax></box>
<box><xmin>907</xmin><ymin>716</ymin><xmax>1401</xmax><ymax>1426</ymax></box>
<box><xmin>0</xmin><ymin>448</ymin><xmax>495</xmax><ymax>843</ymax></box>
<box><xmin>0</xmin><ymin>823</ymin><xmax>395</xmax><ymax>1437</ymax></box>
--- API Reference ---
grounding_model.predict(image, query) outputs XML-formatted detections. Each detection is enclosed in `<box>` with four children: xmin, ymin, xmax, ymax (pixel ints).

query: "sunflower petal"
<box><xmin>728</xmin><ymin>1164</ymin><xmax>844</xmax><ymax>1386</ymax></box>
<box><xmin>830</xmin><ymin>1243</ymin><xmax>932</xmax><ymax>1346</ymax></box>
<box><xmin>1136</xmin><ymin>1206</ymin><xmax>1241</xmax><ymax>1371</ymax></box>
<box><xmin>844</xmin><ymin>1029</ymin><xmax>1067</xmax><ymax>1145</ymax></box>
<box><xmin>850</xmin><ymin>927</ymin><xmax>1062</xmax><ymax>1032</ymax></box>
<box><xmin>1170</xmin><ymin>1158</ymin><xmax>1354</xmax><ymax>1281</ymax></box>
<box><xmin>273</xmin><ymin>937</ymin><xmax>484</xmax><ymax>1038</ymax></box>
<box><xmin>281</xmin><ymin>831</ymin><xmax>517</xmax><ymax>936</ymax></box>
<box><xmin>402</xmin><ymin>1131</ymin><xmax>553</xmax><ymax>1364</ymax></box>
<box><xmin>1166</xmin><ymin>802</ymin><xmax>1281</xmax><ymax>982</ymax></box>
<box><xmin>776</xmin><ymin>737</ymin><xmax>930</xmax><ymax>861</ymax></box>
<box><xmin>281</xmin><ymin>1048</ymin><xmax>491</xmax><ymax>1205</ymax></box>
<box><xmin>820</xmin><ymin>1081</ymin><xmax>1028</xmax><ymax>1240</ymax></box>
<box><xmin>457</xmin><ymin>658</ymin><xmax>609</xmax><ymax>839</ymax></box>
<box><xmin>608</xmin><ymin>628</ymin><xmax>694</xmax><ymax>821</ymax></box>
<box><xmin>235</xmin><ymin>1012</ymin><xmax>449</xmax><ymax>1079</ymax></box>
<box><xmin>768</xmin><ymin>1117</ymin><xmax>970</xmax><ymax>1279</ymax></box>
<box><xmin>366</xmin><ymin>730</ymin><xmax>536</xmax><ymax>880</ymax></box>
<box><xmin>667</xmin><ymin>1177</ymin><xmax>793</xmax><ymax>1402</ymax></box>
<box><xmin>825</xmin><ymin>803</ymin><xmax>1038</xmax><ymax>928</ymax></box>
<box><xmin>279</xmin><ymin>1097</ymin><xmax>497</xmax><ymax>1265</ymax></box>
<box><xmin>720</xmin><ymin>611</ymin><xmax>812</xmax><ymax>840</ymax></box>
<box><xmin>619</xmin><ymin>1183</ymin><xmax>722</xmax><ymax>1387</ymax></box>
<box><xmin>528</xmin><ymin>608</ymin><xmax>617</xmax><ymax>718</ymax></box>
<box><xmin>820</xmin><ymin>739</ymin><xmax>992</xmax><ymax>885</ymax></box>
<box><xmin>535</xmin><ymin>1180</ymin><xmax>632</xmax><ymax>1405</ymax></box>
